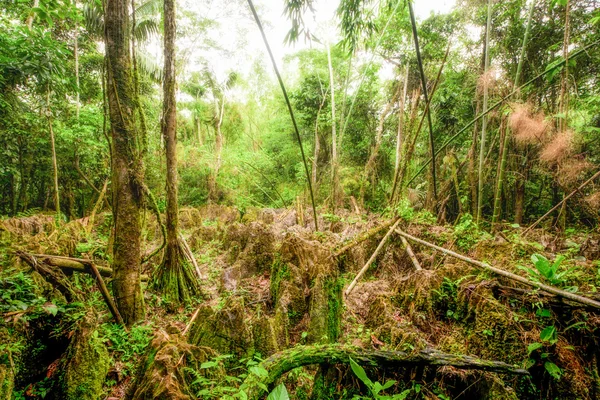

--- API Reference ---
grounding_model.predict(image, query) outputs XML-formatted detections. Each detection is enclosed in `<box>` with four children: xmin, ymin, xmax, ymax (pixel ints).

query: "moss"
<box><xmin>270</xmin><ymin>256</ymin><xmax>290</xmax><ymax>304</ymax></box>
<box><xmin>0</xmin><ymin>364</ymin><xmax>14</xmax><ymax>400</ymax></box>
<box><xmin>188</xmin><ymin>297</ymin><xmax>253</xmax><ymax>358</ymax></box>
<box><xmin>252</xmin><ymin>315</ymin><xmax>279</xmax><ymax>357</ymax></box>
<box><xmin>308</xmin><ymin>276</ymin><xmax>342</xmax><ymax>343</ymax></box>
<box><xmin>62</xmin><ymin>314</ymin><xmax>110</xmax><ymax>400</ymax></box>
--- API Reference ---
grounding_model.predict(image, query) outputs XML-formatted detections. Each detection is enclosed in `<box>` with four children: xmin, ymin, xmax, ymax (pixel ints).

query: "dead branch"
<box><xmin>345</xmin><ymin>218</ymin><xmax>402</xmax><ymax>296</ymax></box>
<box><xmin>400</xmin><ymin>236</ymin><xmax>422</xmax><ymax>270</ymax></box>
<box><xmin>395</xmin><ymin>229</ymin><xmax>600</xmax><ymax>310</ymax></box>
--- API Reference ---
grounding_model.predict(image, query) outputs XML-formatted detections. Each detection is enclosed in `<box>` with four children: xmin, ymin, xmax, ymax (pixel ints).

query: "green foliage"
<box><xmin>453</xmin><ymin>214</ymin><xmax>487</xmax><ymax>251</ymax></box>
<box><xmin>349</xmin><ymin>357</ymin><xmax>409</xmax><ymax>399</ymax></box>
<box><xmin>518</xmin><ymin>254</ymin><xmax>577</xmax><ymax>288</ymax></box>
<box><xmin>98</xmin><ymin>323</ymin><xmax>152</xmax><ymax>377</ymax></box>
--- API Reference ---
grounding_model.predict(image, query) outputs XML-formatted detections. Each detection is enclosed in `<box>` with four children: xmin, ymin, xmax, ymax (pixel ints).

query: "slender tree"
<box><xmin>477</xmin><ymin>0</ymin><xmax>493</xmax><ymax>225</ymax></box>
<box><xmin>104</xmin><ymin>0</ymin><xmax>145</xmax><ymax>325</ymax></box>
<box><xmin>155</xmin><ymin>0</ymin><xmax>199</xmax><ymax>306</ymax></box>
<box><xmin>327</xmin><ymin>44</ymin><xmax>339</xmax><ymax>210</ymax></box>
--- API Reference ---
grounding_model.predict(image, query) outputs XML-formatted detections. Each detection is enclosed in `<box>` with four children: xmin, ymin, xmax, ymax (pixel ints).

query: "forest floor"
<box><xmin>1</xmin><ymin>205</ymin><xmax>600</xmax><ymax>399</ymax></box>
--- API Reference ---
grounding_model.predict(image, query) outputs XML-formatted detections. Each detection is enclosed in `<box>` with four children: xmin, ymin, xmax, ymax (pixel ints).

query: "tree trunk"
<box><xmin>47</xmin><ymin>88</ymin><xmax>61</xmax><ymax>219</ymax></box>
<box><xmin>327</xmin><ymin>44</ymin><xmax>339</xmax><ymax>211</ymax></box>
<box><xmin>162</xmin><ymin>0</ymin><xmax>181</xmax><ymax>292</ymax></box>
<box><xmin>155</xmin><ymin>0</ymin><xmax>199</xmax><ymax>307</ymax></box>
<box><xmin>477</xmin><ymin>0</ymin><xmax>492</xmax><ymax>225</ymax></box>
<box><xmin>104</xmin><ymin>0</ymin><xmax>145</xmax><ymax>325</ymax></box>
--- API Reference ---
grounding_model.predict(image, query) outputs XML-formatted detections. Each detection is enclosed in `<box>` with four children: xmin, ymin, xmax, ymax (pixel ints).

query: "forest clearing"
<box><xmin>1</xmin><ymin>0</ymin><xmax>600</xmax><ymax>399</ymax></box>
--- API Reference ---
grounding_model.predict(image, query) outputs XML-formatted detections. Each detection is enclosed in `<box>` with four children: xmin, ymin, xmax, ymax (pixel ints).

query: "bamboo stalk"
<box><xmin>405</xmin><ymin>39</ymin><xmax>600</xmax><ymax>188</ymax></box>
<box><xmin>345</xmin><ymin>218</ymin><xmax>401</xmax><ymax>296</ymax></box>
<box><xmin>522</xmin><ymin>169</ymin><xmax>600</xmax><ymax>236</ymax></box>
<box><xmin>394</xmin><ymin>229</ymin><xmax>600</xmax><ymax>309</ymax></box>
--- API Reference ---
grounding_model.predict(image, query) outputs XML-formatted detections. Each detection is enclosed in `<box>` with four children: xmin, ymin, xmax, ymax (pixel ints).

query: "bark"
<box><xmin>327</xmin><ymin>44</ymin><xmax>339</xmax><ymax>210</ymax></box>
<box><xmin>243</xmin><ymin>344</ymin><xmax>528</xmax><ymax>399</ymax></box>
<box><xmin>333</xmin><ymin>218</ymin><xmax>398</xmax><ymax>257</ymax></box>
<box><xmin>477</xmin><ymin>0</ymin><xmax>492</xmax><ymax>225</ymax></box>
<box><xmin>161</xmin><ymin>0</ymin><xmax>181</xmax><ymax>288</ymax></box>
<box><xmin>47</xmin><ymin>88</ymin><xmax>61</xmax><ymax>219</ymax></box>
<box><xmin>105</xmin><ymin>0</ymin><xmax>145</xmax><ymax>325</ymax></box>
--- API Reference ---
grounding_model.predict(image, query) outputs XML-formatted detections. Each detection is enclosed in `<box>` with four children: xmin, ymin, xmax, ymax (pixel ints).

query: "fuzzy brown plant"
<box><xmin>557</xmin><ymin>158</ymin><xmax>592</xmax><ymax>187</ymax></box>
<box><xmin>477</xmin><ymin>68</ymin><xmax>498</xmax><ymax>95</ymax></box>
<box><xmin>509</xmin><ymin>104</ymin><xmax>549</xmax><ymax>145</ymax></box>
<box><xmin>584</xmin><ymin>192</ymin><xmax>600</xmax><ymax>209</ymax></box>
<box><xmin>539</xmin><ymin>130</ymin><xmax>574</xmax><ymax>165</ymax></box>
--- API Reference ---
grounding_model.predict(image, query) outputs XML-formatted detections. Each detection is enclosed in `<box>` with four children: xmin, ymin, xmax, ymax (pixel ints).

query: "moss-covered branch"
<box><xmin>242</xmin><ymin>344</ymin><xmax>528</xmax><ymax>399</ymax></box>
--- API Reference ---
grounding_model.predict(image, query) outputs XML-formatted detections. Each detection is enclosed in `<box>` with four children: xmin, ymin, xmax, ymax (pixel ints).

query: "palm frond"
<box><xmin>136</xmin><ymin>49</ymin><xmax>163</xmax><ymax>82</ymax></box>
<box><xmin>134</xmin><ymin>18</ymin><xmax>160</xmax><ymax>42</ymax></box>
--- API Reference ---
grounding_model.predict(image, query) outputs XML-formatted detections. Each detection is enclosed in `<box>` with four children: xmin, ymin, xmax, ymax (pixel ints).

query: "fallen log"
<box><xmin>491</xmin><ymin>283</ymin><xmax>600</xmax><ymax>311</ymax></box>
<box><xmin>242</xmin><ymin>344</ymin><xmax>528</xmax><ymax>399</ymax></box>
<box><xmin>395</xmin><ymin>229</ymin><xmax>600</xmax><ymax>310</ymax></box>
<box><xmin>26</xmin><ymin>253</ymin><xmax>149</xmax><ymax>281</ymax></box>
<box><xmin>17</xmin><ymin>252</ymin><xmax>82</xmax><ymax>302</ymax></box>
<box><xmin>400</xmin><ymin>236</ymin><xmax>422</xmax><ymax>270</ymax></box>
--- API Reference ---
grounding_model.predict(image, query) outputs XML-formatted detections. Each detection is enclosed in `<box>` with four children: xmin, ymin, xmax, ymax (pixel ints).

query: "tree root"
<box><xmin>241</xmin><ymin>344</ymin><xmax>529</xmax><ymax>399</ymax></box>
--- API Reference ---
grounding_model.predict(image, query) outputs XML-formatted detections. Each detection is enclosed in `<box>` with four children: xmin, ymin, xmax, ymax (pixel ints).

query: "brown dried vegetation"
<box><xmin>509</xmin><ymin>104</ymin><xmax>549</xmax><ymax>145</ymax></box>
<box><xmin>539</xmin><ymin>129</ymin><xmax>574</xmax><ymax>165</ymax></box>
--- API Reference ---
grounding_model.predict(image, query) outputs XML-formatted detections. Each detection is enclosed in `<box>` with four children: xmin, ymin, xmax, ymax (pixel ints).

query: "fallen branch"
<box><xmin>179</xmin><ymin>233</ymin><xmax>203</xmax><ymax>280</ymax></box>
<box><xmin>400</xmin><ymin>236</ymin><xmax>422</xmax><ymax>270</ymax></box>
<box><xmin>242</xmin><ymin>344</ymin><xmax>528</xmax><ymax>399</ymax></box>
<box><xmin>395</xmin><ymin>229</ymin><xmax>600</xmax><ymax>310</ymax></box>
<box><xmin>334</xmin><ymin>218</ymin><xmax>397</xmax><ymax>258</ymax></box>
<box><xmin>88</xmin><ymin>262</ymin><xmax>124</xmax><ymax>325</ymax></box>
<box><xmin>17</xmin><ymin>252</ymin><xmax>81</xmax><ymax>302</ymax></box>
<box><xmin>492</xmin><ymin>283</ymin><xmax>600</xmax><ymax>311</ymax></box>
<box><xmin>522</xmin><ymin>169</ymin><xmax>600</xmax><ymax>236</ymax></box>
<box><xmin>25</xmin><ymin>253</ymin><xmax>148</xmax><ymax>281</ymax></box>
<box><xmin>345</xmin><ymin>218</ymin><xmax>402</xmax><ymax>296</ymax></box>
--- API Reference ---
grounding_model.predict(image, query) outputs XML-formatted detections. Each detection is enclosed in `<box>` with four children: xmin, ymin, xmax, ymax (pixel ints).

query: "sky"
<box><xmin>171</xmin><ymin>0</ymin><xmax>457</xmax><ymax>90</ymax></box>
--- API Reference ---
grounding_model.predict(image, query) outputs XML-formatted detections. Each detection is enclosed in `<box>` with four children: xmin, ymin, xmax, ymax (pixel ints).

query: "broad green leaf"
<box><xmin>540</xmin><ymin>326</ymin><xmax>558</xmax><ymax>344</ymax></box>
<box><xmin>527</xmin><ymin>342</ymin><xmax>543</xmax><ymax>354</ymax></box>
<box><xmin>349</xmin><ymin>357</ymin><xmax>372</xmax><ymax>387</ymax></box>
<box><xmin>267</xmin><ymin>383</ymin><xmax>290</xmax><ymax>400</ymax></box>
<box><xmin>544</xmin><ymin>362</ymin><xmax>562</xmax><ymax>380</ymax></box>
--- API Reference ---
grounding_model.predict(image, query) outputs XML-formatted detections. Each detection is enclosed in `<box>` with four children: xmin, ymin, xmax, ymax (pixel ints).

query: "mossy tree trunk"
<box><xmin>105</xmin><ymin>0</ymin><xmax>145</xmax><ymax>325</ymax></box>
<box><xmin>155</xmin><ymin>0</ymin><xmax>199</xmax><ymax>307</ymax></box>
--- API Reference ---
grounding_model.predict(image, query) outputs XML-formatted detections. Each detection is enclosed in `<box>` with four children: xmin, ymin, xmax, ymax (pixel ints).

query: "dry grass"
<box><xmin>509</xmin><ymin>104</ymin><xmax>549</xmax><ymax>145</ymax></box>
<box><xmin>477</xmin><ymin>68</ymin><xmax>498</xmax><ymax>95</ymax></box>
<box><xmin>539</xmin><ymin>130</ymin><xmax>574</xmax><ymax>165</ymax></box>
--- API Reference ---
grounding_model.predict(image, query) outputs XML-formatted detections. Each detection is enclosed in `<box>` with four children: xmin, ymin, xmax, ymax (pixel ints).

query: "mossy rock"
<box><xmin>188</xmin><ymin>297</ymin><xmax>253</xmax><ymax>357</ymax></box>
<box><xmin>0</xmin><ymin>364</ymin><xmax>14</xmax><ymax>400</ymax></box>
<box><xmin>62</xmin><ymin>313</ymin><xmax>110</xmax><ymax>400</ymax></box>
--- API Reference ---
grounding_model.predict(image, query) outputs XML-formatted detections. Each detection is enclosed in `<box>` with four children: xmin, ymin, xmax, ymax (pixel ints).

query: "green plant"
<box><xmin>518</xmin><ymin>254</ymin><xmax>577</xmax><ymax>288</ymax></box>
<box><xmin>349</xmin><ymin>358</ymin><xmax>410</xmax><ymax>399</ymax></box>
<box><xmin>526</xmin><ymin>325</ymin><xmax>562</xmax><ymax>380</ymax></box>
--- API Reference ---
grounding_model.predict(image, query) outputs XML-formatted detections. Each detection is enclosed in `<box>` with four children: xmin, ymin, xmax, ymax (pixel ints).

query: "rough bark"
<box><xmin>105</xmin><ymin>0</ymin><xmax>145</xmax><ymax>325</ymax></box>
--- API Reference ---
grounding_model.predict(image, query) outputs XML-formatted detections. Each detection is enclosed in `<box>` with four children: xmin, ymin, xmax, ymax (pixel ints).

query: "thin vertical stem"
<box><xmin>408</xmin><ymin>1</ymin><xmax>437</xmax><ymax>206</ymax></box>
<box><xmin>477</xmin><ymin>0</ymin><xmax>492</xmax><ymax>225</ymax></box>
<box><xmin>246</xmin><ymin>0</ymin><xmax>318</xmax><ymax>231</ymax></box>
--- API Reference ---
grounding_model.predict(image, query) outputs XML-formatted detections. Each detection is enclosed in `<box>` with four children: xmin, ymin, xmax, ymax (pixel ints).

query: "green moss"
<box><xmin>308</xmin><ymin>277</ymin><xmax>342</xmax><ymax>343</ymax></box>
<box><xmin>252</xmin><ymin>316</ymin><xmax>279</xmax><ymax>357</ymax></box>
<box><xmin>270</xmin><ymin>256</ymin><xmax>290</xmax><ymax>304</ymax></box>
<box><xmin>0</xmin><ymin>364</ymin><xmax>14</xmax><ymax>400</ymax></box>
<box><xmin>62</xmin><ymin>316</ymin><xmax>110</xmax><ymax>400</ymax></box>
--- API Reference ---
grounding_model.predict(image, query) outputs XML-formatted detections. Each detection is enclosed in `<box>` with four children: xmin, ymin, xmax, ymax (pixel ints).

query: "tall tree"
<box><xmin>104</xmin><ymin>0</ymin><xmax>145</xmax><ymax>325</ymax></box>
<box><xmin>154</xmin><ymin>0</ymin><xmax>199</xmax><ymax>306</ymax></box>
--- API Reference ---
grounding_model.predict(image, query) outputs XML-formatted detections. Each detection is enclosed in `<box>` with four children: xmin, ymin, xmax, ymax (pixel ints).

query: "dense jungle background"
<box><xmin>1</xmin><ymin>0</ymin><xmax>600</xmax><ymax>398</ymax></box>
